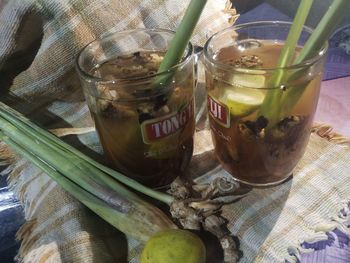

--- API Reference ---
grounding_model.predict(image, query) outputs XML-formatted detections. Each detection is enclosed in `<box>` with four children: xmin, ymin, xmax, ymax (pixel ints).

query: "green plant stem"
<box><xmin>280</xmin><ymin>0</ymin><xmax>350</xmax><ymax>114</ymax></box>
<box><xmin>0</xmin><ymin>101</ymin><xmax>174</xmax><ymax>205</ymax></box>
<box><xmin>259</xmin><ymin>0</ymin><xmax>313</xmax><ymax>128</ymax></box>
<box><xmin>154</xmin><ymin>0</ymin><xmax>207</xmax><ymax>87</ymax></box>
<box><xmin>0</xmin><ymin>116</ymin><xmax>136</xmax><ymax>205</ymax></box>
<box><xmin>0</xmin><ymin>132</ymin><xmax>176</xmax><ymax>242</ymax></box>
<box><xmin>116</xmin><ymin>0</ymin><xmax>208</xmax><ymax>179</ymax></box>
<box><xmin>296</xmin><ymin>0</ymin><xmax>349</xmax><ymax>63</ymax></box>
<box><xmin>0</xmin><ymin>0</ymin><xmax>210</xmax><ymax>243</ymax></box>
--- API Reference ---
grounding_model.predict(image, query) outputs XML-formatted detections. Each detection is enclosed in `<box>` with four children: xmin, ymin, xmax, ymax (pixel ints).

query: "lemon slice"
<box><xmin>231</xmin><ymin>73</ymin><xmax>266</xmax><ymax>89</ymax></box>
<box><xmin>219</xmin><ymin>87</ymin><xmax>265</xmax><ymax>117</ymax></box>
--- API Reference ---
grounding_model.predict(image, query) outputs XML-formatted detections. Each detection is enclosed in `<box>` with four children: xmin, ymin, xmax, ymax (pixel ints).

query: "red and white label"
<box><xmin>207</xmin><ymin>95</ymin><xmax>230</xmax><ymax>128</ymax></box>
<box><xmin>141</xmin><ymin>100</ymin><xmax>194</xmax><ymax>144</ymax></box>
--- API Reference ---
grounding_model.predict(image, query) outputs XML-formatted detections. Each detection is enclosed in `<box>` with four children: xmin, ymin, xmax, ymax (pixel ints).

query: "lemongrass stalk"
<box><xmin>0</xmin><ymin>101</ymin><xmax>174</xmax><ymax>205</ymax></box>
<box><xmin>0</xmin><ymin>0</ymin><xmax>209</xmax><ymax>206</ymax></box>
<box><xmin>154</xmin><ymin>0</ymin><xmax>207</xmax><ymax>87</ymax></box>
<box><xmin>296</xmin><ymin>0</ymin><xmax>349</xmax><ymax>63</ymax></box>
<box><xmin>0</xmin><ymin>111</ymin><xmax>172</xmax><ymax>205</ymax></box>
<box><xmin>0</xmin><ymin>132</ymin><xmax>176</xmax><ymax>242</ymax></box>
<box><xmin>259</xmin><ymin>0</ymin><xmax>313</xmax><ymax>128</ymax></box>
<box><xmin>0</xmin><ymin>117</ymin><xmax>137</xmax><ymax>204</ymax></box>
<box><xmin>280</xmin><ymin>0</ymin><xmax>349</xmax><ymax>114</ymax></box>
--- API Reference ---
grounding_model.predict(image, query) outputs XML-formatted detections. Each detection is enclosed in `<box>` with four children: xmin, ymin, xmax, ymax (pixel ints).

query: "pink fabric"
<box><xmin>315</xmin><ymin>77</ymin><xmax>350</xmax><ymax>137</ymax></box>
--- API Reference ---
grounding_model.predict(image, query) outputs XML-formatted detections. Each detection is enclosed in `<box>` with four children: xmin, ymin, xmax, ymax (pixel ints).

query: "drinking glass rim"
<box><xmin>75</xmin><ymin>28</ymin><xmax>193</xmax><ymax>84</ymax></box>
<box><xmin>203</xmin><ymin>20</ymin><xmax>328</xmax><ymax>74</ymax></box>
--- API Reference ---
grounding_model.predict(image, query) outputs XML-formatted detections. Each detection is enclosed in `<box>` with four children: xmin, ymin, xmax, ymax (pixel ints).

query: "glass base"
<box><xmin>230</xmin><ymin>173</ymin><xmax>293</xmax><ymax>188</ymax></box>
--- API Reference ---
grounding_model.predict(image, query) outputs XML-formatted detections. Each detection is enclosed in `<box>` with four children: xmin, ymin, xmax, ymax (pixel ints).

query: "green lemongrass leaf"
<box><xmin>0</xmin><ymin>116</ymin><xmax>135</xmax><ymax>205</ymax></box>
<box><xmin>295</xmin><ymin>0</ymin><xmax>349</xmax><ymax>63</ymax></box>
<box><xmin>90</xmin><ymin>0</ymin><xmax>208</xmax><ymax>189</ymax></box>
<box><xmin>0</xmin><ymin>132</ymin><xmax>176</xmax><ymax>242</ymax></box>
<box><xmin>153</xmin><ymin>0</ymin><xmax>207</xmax><ymax>87</ymax></box>
<box><xmin>0</xmin><ymin>101</ymin><xmax>174</xmax><ymax>205</ymax></box>
<box><xmin>259</xmin><ymin>0</ymin><xmax>313</xmax><ymax>128</ymax></box>
<box><xmin>0</xmin><ymin>109</ymin><xmax>134</xmax><ymax>199</ymax></box>
<box><xmin>279</xmin><ymin>0</ymin><xmax>350</xmax><ymax>115</ymax></box>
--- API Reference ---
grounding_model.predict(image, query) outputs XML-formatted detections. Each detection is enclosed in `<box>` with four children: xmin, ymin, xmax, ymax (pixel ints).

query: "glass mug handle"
<box><xmin>193</xmin><ymin>45</ymin><xmax>207</xmax><ymax>127</ymax></box>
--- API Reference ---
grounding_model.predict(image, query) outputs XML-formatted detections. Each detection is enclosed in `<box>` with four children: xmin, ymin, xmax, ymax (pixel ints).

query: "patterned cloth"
<box><xmin>192</xmin><ymin>126</ymin><xmax>350</xmax><ymax>263</ymax></box>
<box><xmin>1</xmin><ymin>1</ymin><xmax>350</xmax><ymax>263</ymax></box>
<box><xmin>4</xmin><ymin>123</ymin><xmax>350</xmax><ymax>263</ymax></box>
<box><xmin>0</xmin><ymin>0</ymin><xmax>235</xmax><ymax>262</ymax></box>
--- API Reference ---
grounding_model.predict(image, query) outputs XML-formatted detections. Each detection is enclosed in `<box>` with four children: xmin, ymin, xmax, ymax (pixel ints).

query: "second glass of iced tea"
<box><xmin>76</xmin><ymin>29</ymin><xmax>195</xmax><ymax>188</ymax></box>
<box><xmin>203</xmin><ymin>21</ymin><xmax>327</xmax><ymax>187</ymax></box>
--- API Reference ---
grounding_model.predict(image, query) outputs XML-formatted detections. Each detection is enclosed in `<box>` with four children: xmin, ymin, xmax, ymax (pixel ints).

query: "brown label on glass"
<box><xmin>141</xmin><ymin>100</ymin><xmax>194</xmax><ymax>144</ymax></box>
<box><xmin>207</xmin><ymin>95</ymin><xmax>230</xmax><ymax>128</ymax></box>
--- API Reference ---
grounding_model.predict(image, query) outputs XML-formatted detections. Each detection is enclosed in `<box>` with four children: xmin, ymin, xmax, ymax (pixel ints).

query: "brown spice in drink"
<box><xmin>233</xmin><ymin>55</ymin><xmax>263</xmax><ymax>68</ymax></box>
<box><xmin>207</xmin><ymin>41</ymin><xmax>321</xmax><ymax>185</ymax></box>
<box><xmin>88</xmin><ymin>51</ymin><xmax>195</xmax><ymax>187</ymax></box>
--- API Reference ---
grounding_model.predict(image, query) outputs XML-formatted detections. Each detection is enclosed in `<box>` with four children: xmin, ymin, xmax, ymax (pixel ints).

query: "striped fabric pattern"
<box><xmin>0</xmin><ymin>0</ymin><xmax>234</xmax><ymax>262</ymax></box>
<box><xmin>193</xmin><ymin>127</ymin><xmax>350</xmax><ymax>263</ymax></box>
<box><xmin>2</xmin><ymin>1</ymin><xmax>350</xmax><ymax>263</ymax></box>
<box><xmin>4</xmin><ymin>126</ymin><xmax>350</xmax><ymax>262</ymax></box>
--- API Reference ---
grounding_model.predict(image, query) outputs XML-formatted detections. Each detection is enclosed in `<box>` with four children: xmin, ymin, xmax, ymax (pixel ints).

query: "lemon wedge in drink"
<box><xmin>219</xmin><ymin>85</ymin><xmax>265</xmax><ymax>117</ymax></box>
<box><xmin>231</xmin><ymin>73</ymin><xmax>266</xmax><ymax>89</ymax></box>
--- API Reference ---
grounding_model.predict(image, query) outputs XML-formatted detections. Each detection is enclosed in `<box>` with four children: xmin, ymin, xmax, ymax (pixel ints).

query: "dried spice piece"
<box><xmin>96</xmin><ymin>51</ymin><xmax>165</xmax><ymax>79</ymax></box>
<box><xmin>239</xmin><ymin>116</ymin><xmax>268</xmax><ymax>139</ymax></box>
<box><xmin>101</xmin><ymin>103</ymin><xmax>137</xmax><ymax>120</ymax></box>
<box><xmin>268</xmin><ymin>115</ymin><xmax>306</xmax><ymax>141</ymax></box>
<box><xmin>267</xmin><ymin>115</ymin><xmax>308</xmax><ymax>160</ymax></box>
<box><xmin>169</xmin><ymin>177</ymin><xmax>248</xmax><ymax>263</ymax></box>
<box><xmin>232</xmin><ymin>55</ymin><xmax>263</xmax><ymax>68</ymax></box>
<box><xmin>169</xmin><ymin>177</ymin><xmax>192</xmax><ymax>199</ymax></box>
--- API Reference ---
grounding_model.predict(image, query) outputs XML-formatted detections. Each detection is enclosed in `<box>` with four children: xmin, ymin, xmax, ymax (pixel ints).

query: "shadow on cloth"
<box><xmin>0</xmin><ymin>8</ymin><xmax>130</xmax><ymax>262</ymax></box>
<box><xmin>229</xmin><ymin>178</ymin><xmax>293</xmax><ymax>261</ymax></box>
<box><xmin>186</xmin><ymin>145</ymin><xmax>293</xmax><ymax>261</ymax></box>
<box><xmin>76</xmin><ymin>213</ymin><xmax>129</xmax><ymax>263</ymax></box>
<box><xmin>0</xmin><ymin>11</ymin><xmax>43</xmax><ymax>96</ymax></box>
<box><xmin>0</xmin><ymin>93</ymin><xmax>104</xmax><ymax>161</ymax></box>
<box><xmin>0</xmin><ymin>8</ymin><xmax>101</xmax><ymax>160</ymax></box>
<box><xmin>0</xmin><ymin>15</ymin><xmax>126</xmax><ymax>260</ymax></box>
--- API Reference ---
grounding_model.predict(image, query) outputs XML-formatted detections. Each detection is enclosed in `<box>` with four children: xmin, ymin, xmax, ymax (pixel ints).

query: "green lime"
<box><xmin>219</xmin><ymin>86</ymin><xmax>265</xmax><ymax>117</ymax></box>
<box><xmin>231</xmin><ymin>72</ymin><xmax>266</xmax><ymax>89</ymax></box>
<box><xmin>140</xmin><ymin>229</ymin><xmax>206</xmax><ymax>263</ymax></box>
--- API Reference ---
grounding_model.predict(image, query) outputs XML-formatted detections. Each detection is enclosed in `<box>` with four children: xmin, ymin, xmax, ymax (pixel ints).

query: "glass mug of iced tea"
<box><xmin>203</xmin><ymin>21</ymin><xmax>327</xmax><ymax>186</ymax></box>
<box><xmin>76</xmin><ymin>29</ymin><xmax>195</xmax><ymax>188</ymax></box>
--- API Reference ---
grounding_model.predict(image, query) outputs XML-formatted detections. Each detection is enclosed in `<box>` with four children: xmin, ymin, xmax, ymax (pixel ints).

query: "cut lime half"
<box><xmin>219</xmin><ymin>87</ymin><xmax>265</xmax><ymax>117</ymax></box>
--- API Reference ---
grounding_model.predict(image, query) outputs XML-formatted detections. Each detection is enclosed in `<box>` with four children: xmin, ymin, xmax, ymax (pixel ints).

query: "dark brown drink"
<box><xmin>206</xmin><ymin>41</ymin><xmax>322</xmax><ymax>186</ymax></box>
<box><xmin>87</xmin><ymin>51</ymin><xmax>195</xmax><ymax>187</ymax></box>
